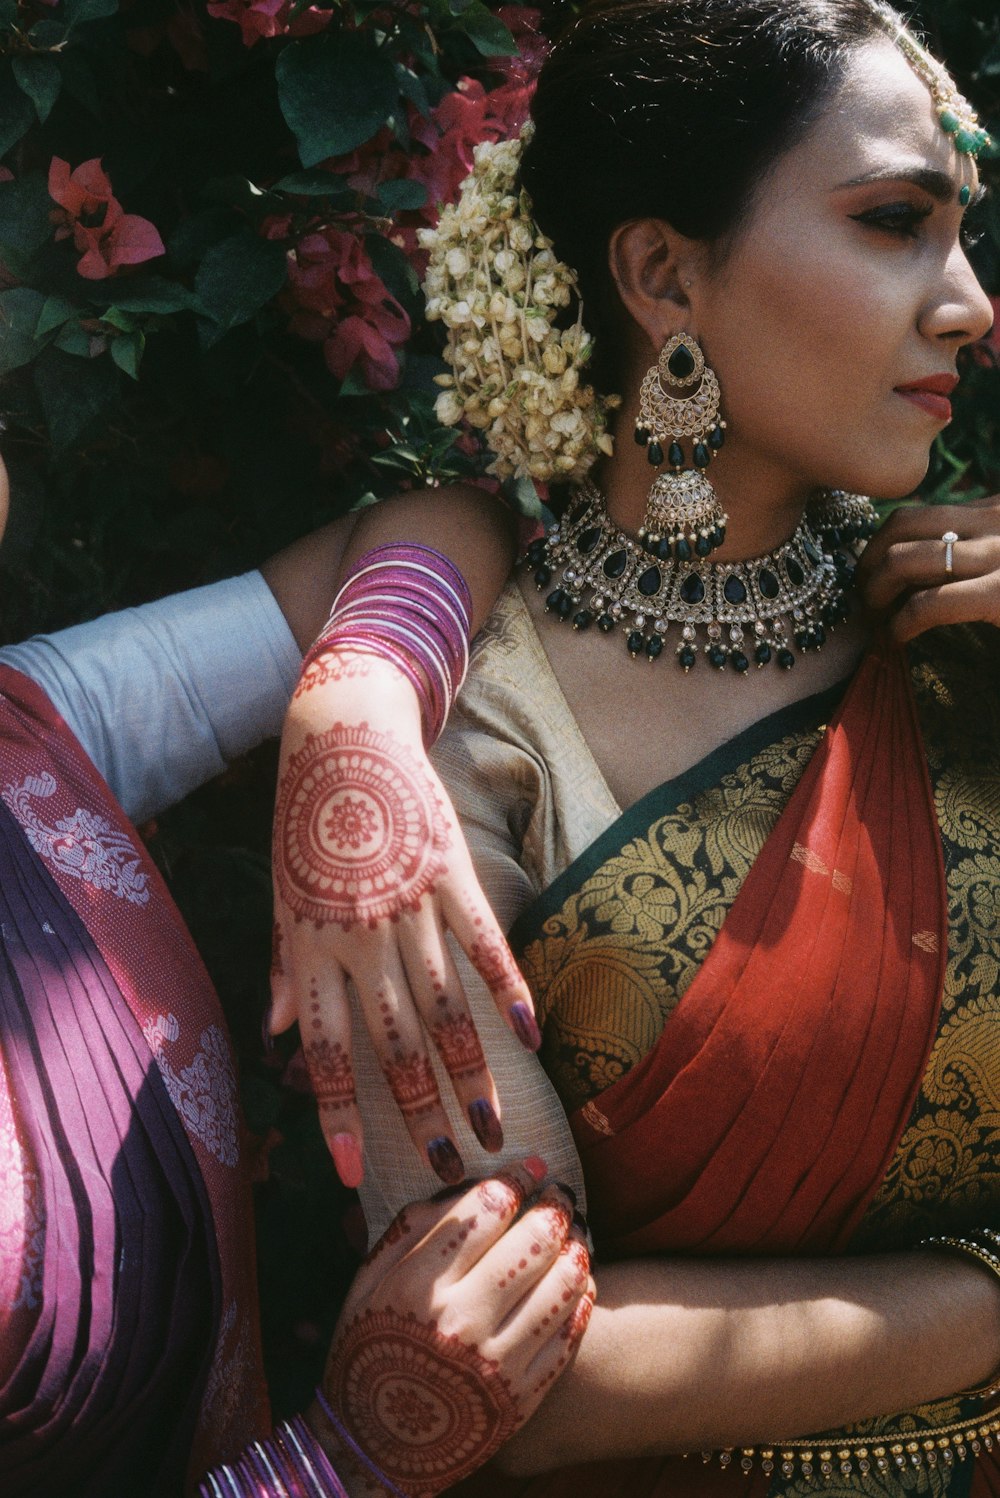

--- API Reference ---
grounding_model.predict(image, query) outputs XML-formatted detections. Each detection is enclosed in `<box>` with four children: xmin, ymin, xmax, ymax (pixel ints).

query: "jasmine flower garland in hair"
<box><xmin>420</xmin><ymin>126</ymin><xmax>620</xmax><ymax>484</ymax></box>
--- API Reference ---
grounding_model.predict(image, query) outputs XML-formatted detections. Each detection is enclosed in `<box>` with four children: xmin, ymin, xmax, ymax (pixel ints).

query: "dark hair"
<box><xmin>520</xmin><ymin>0</ymin><xmax>903</xmax><ymax>378</ymax></box>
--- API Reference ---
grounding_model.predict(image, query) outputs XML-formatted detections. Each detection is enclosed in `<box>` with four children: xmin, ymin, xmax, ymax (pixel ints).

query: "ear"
<box><xmin>608</xmin><ymin>219</ymin><xmax>700</xmax><ymax>357</ymax></box>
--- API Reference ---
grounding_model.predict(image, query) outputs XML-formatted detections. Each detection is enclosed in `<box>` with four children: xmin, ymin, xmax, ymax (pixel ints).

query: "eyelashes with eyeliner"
<box><xmin>850</xmin><ymin>200</ymin><xmax>984</xmax><ymax>249</ymax></box>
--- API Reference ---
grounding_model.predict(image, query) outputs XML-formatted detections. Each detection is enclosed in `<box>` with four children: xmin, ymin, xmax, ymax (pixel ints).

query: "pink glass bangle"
<box><xmin>304</xmin><ymin>544</ymin><xmax>473</xmax><ymax>748</ymax></box>
<box><xmin>332</xmin><ymin>544</ymin><xmax>472</xmax><ymax>621</ymax></box>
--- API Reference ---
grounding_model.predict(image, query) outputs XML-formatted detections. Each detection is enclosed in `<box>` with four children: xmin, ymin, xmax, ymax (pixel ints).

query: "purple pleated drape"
<box><xmin>0</xmin><ymin>793</ymin><xmax>222</xmax><ymax>1496</ymax></box>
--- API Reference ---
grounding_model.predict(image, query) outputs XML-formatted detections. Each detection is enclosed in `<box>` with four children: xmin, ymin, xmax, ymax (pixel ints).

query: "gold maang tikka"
<box><xmin>634</xmin><ymin>332</ymin><xmax>729</xmax><ymax>562</ymax></box>
<box><xmin>869</xmin><ymin>1</ymin><xmax>992</xmax><ymax>182</ymax></box>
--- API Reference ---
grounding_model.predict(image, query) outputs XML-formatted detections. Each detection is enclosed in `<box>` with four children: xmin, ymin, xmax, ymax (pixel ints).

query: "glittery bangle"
<box><xmin>303</xmin><ymin>544</ymin><xmax>472</xmax><ymax>748</ymax></box>
<box><xmin>198</xmin><ymin>1416</ymin><xmax>350</xmax><ymax>1498</ymax></box>
<box><xmin>314</xmin><ymin>1386</ymin><xmax>411</xmax><ymax>1498</ymax></box>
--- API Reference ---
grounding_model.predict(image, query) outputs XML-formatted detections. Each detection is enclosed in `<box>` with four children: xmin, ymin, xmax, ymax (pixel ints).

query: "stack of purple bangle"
<box><xmin>198</xmin><ymin>1414</ymin><xmax>350</xmax><ymax>1498</ymax></box>
<box><xmin>302</xmin><ymin>544</ymin><xmax>473</xmax><ymax>747</ymax></box>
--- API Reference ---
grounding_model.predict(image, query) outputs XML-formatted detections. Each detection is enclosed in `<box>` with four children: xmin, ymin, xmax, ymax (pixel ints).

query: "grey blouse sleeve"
<box><xmin>0</xmin><ymin>571</ymin><xmax>301</xmax><ymax>823</ymax></box>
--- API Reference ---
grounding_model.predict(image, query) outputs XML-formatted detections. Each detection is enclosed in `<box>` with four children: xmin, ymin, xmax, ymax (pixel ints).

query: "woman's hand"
<box><xmin>857</xmin><ymin>494</ymin><xmax>1000</xmax><ymax>641</ymax></box>
<box><xmin>313</xmin><ymin>1160</ymin><xmax>595</xmax><ymax>1496</ymax></box>
<box><xmin>269</xmin><ymin>650</ymin><xmax>541</xmax><ymax>1189</ymax></box>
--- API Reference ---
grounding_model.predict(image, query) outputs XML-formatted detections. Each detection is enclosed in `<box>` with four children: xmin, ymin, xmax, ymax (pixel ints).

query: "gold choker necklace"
<box><xmin>524</xmin><ymin>479</ymin><xmax>858</xmax><ymax>673</ymax></box>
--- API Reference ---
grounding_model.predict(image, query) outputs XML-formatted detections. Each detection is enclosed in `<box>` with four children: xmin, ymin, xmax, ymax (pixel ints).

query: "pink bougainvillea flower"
<box><xmin>48</xmin><ymin>156</ymin><xmax>117</xmax><ymax>228</ymax></box>
<box><xmin>48</xmin><ymin>157</ymin><xmax>165</xmax><ymax>280</ymax></box>
<box><xmin>324</xmin><ymin>308</ymin><xmax>409</xmax><ymax>392</ymax></box>
<box><xmin>206</xmin><ymin>0</ymin><xmax>330</xmax><ymax>47</ymax></box>
<box><xmin>283</xmin><ymin>225</ymin><xmax>410</xmax><ymax>390</ymax></box>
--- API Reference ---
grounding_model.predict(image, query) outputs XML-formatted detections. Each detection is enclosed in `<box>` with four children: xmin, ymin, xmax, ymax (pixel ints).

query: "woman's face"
<box><xmin>695</xmin><ymin>38</ymin><xmax>993</xmax><ymax>503</ymax></box>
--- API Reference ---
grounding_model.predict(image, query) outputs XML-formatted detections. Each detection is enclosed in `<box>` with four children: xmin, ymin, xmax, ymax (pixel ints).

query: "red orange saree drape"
<box><xmin>452</xmin><ymin>636</ymin><xmax>999</xmax><ymax>1498</ymax></box>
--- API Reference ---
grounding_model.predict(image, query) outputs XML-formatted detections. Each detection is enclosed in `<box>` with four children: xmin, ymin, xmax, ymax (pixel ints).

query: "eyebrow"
<box><xmin>836</xmin><ymin>166</ymin><xmax>981</xmax><ymax>203</ymax></box>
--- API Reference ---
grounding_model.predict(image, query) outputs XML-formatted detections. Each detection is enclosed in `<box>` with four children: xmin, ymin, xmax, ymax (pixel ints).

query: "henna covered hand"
<box><xmin>269</xmin><ymin>652</ymin><xmax>541</xmax><ymax>1188</ymax></box>
<box><xmin>857</xmin><ymin>494</ymin><xmax>1000</xmax><ymax>641</ymax></box>
<box><xmin>313</xmin><ymin>1160</ymin><xmax>595</xmax><ymax>1496</ymax></box>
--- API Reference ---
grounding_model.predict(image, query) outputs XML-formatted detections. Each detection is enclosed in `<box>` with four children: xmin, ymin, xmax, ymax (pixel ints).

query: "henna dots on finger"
<box><xmin>274</xmin><ymin>724</ymin><xmax>450</xmax><ymax>929</ymax></box>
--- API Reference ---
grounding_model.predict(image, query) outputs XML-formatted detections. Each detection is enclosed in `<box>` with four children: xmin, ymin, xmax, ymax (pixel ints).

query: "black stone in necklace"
<box><xmin>524</xmin><ymin>478</ymin><xmax>857</xmax><ymax>673</ymax></box>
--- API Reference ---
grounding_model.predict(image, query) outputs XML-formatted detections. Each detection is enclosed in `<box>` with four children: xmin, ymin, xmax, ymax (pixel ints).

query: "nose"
<box><xmin>920</xmin><ymin>243</ymin><xmax>995</xmax><ymax>348</ymax></box>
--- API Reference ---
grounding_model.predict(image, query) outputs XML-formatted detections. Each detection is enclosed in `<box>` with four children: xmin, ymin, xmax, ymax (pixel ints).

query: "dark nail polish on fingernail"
<box><xmin>468</xmin><ymin>1098</ymin><xmax>504</xmax><ymax>1152</ymax></box>
<box><xmin>427</xmin><ymin>1136</ymin><xmax>464</xmax><ymax>1186</ymax></box>
<box><xmin>572</xmin><ymin>1210</ymin><xmax>589</xmax><ymax>1234</ymax></box>
<box><xmin>552</xmin><ymin>1180</ymin><xmax>577</xmax><ymax>1207</ymax></box>
<box><xmin>510</xmin><ymin>1001</ymin><xmax>542</xmax><ymax>1051</ymax></box>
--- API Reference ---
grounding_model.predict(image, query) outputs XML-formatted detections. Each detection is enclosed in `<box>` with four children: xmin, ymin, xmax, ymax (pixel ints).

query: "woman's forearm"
<box><xmin>498</xmin><ymin>1249</ymin><xmax>1000</xmax><ymax>1475</ymax></box>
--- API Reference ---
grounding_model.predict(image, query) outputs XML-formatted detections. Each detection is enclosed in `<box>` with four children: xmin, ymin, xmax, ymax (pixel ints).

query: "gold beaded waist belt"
<box><xmin>697</xmin><ymin>1402</ymin><xmax>1000</xmax><ymax>1482</ymax></box>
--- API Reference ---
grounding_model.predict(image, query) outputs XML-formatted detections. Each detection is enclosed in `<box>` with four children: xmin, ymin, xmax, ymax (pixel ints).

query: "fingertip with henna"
<box><xmin>468</xmin><ymin>1097</ymin><xmax>504</xmax><ymax>1152</ymax></box>
<box><xmin>332</xmin><ymin>1133</ymin><xmax>364</xmax><ymax>1189</ymax></box>
<box><xmin>427</xmin><ymin>1135</ymin><xmax>465</xmax><ymax>1185</ymax></box>
<box><xmin>510</xmin><ymin>1000</ymin><xmax>542</xmax><ymax>1051</ymax></box>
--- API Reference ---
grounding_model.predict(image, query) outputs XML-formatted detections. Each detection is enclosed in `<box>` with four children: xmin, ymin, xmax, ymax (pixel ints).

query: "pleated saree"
<box><xmin>0</xmin><ymin>666</ymin><xmax>268</xmax><ymax>1495</ymax></box>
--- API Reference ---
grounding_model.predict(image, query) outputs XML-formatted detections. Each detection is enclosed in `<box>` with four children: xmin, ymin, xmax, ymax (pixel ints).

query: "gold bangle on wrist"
<box><xmin>920</xmin><ymin>1230</ymin><xmax>1000</xmax><ymax>1401</ymax></box>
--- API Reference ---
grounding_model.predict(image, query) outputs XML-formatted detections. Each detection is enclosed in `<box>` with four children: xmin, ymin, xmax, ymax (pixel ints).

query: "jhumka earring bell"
<box><xmin>634</xmin><ymin>333</ymin><xmax>728</xmax><ymax>562</ymax></box>
<box><xmin>806</xmin><ymin>489</ymin><xmax>878</xmax><ymax>550</ymax></box>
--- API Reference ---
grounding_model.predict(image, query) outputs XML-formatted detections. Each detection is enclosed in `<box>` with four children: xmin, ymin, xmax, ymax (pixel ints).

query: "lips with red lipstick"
<box><xmin>894</xmin><ymin>373</ymin><xmax>959</xmax><ymax>423</ymax></box>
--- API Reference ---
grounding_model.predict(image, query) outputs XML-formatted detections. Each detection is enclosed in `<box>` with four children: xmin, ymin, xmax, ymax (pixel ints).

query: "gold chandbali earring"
<box><xmin>806</xmin><ymin>489</ymin><xmax>878</xmax><ymax>550</ymax></box>
<box><xmin>634</xmin><ymin>333</ymin><xmax>728</xmax><ymax>562</ymax></box>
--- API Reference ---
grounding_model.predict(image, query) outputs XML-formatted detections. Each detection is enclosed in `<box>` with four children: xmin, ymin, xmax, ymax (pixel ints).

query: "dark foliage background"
<box><xmin>0</xmin><ymin>0</ymin><xmax>998</xmax><ymax>1417</ymax></box>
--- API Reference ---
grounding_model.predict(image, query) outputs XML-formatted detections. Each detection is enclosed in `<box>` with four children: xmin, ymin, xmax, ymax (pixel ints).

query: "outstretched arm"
<box><xmin>268</xmin><ymin>486</ymin><xmax>529</xmax><ymax>1191</ymax></box>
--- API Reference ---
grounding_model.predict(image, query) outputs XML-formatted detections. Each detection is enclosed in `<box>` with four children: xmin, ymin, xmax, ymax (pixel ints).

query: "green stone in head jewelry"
<box><xmin>869</xmin><ymin>2</ymin><xmax>992</xmax><ymax>163</ymax></box>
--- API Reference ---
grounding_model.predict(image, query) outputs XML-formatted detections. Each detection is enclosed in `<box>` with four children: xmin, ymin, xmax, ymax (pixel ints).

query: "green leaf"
<box><xmin>110</xmin><ymin>330</ymin><xmax>144</xmax><ymax>379</ymax></box>
<box><xmin>0</xmin><ymin>72</ymin><xmax>36</xmax><ymax>160</ymax></box>
<box><xmin>54</xmin><ymin>323</ymin><xmax>94</xmax><ymax>358</ymax></box>
<box><xmin>0</xmin><ymin>288</ymin><xmax>46</xmax><ymax>375</ymax></box>
<box><xmin>36</xmin><ymin>296</ymin><xmax>79</xmax><ymax>338</ymax></box>
<box><xmin>12</xmin><ymin>55</ymin><xmax>62</xmax><ymax>124</ymax></box>
<box><xmin>33</xmin><ymin>346</ymin><xmax>119</xmax><ymax>453</ymax></box>
<box><xmin>365</xmin><ymin>232</ymin><xmax>420</xmax><ymax>310</ymax></box>
<box><xmin>62</xmin><ymin>0</ymin><xmax>119</xmax><ymax>29</ymax></box>
<box><xmin>377</xmin><ymin>178</ymin><xmax>427</xmax><ymax>214</ymax></box>
<box><xmin>0</xmin><ymin>174</ymin><xmax>52</xmax><ymax>278</ymax></box>
<box><xmin>273</xmin><ymin>169</ymin><xmax>354</xmax><ymax>201</ymax></box>
<box><xmin>27</xmin><ymin>17</ymin><xmax>65</xmax><ymax>47</ymax></box>
<box><xmin>395</xmin><ymin>64</ymin><xmax>431</xmax><ymax>119</ymax></box>
<box><xmin>104</xmin><ymin>276</ymin><xmax>203</xmax><ymax>315</ymax></box>
<box><xmin>457</xmin><ymin>0</ymin><xmax>517</xmax><ymax>56</ymax></box>
<box><xmin>195</xmin><ymin>230</ymin><xmax>288</xmax><ymax>344</ymax></box>
<box><xmin>276</xmin><ymin>33</ymin><xmax>398</xmax><ymax>168</ymax></box>
<box><xmin>100</xmin><ymin>307</ymin><xmax>138</xmax><ymax>332</ymax></box>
